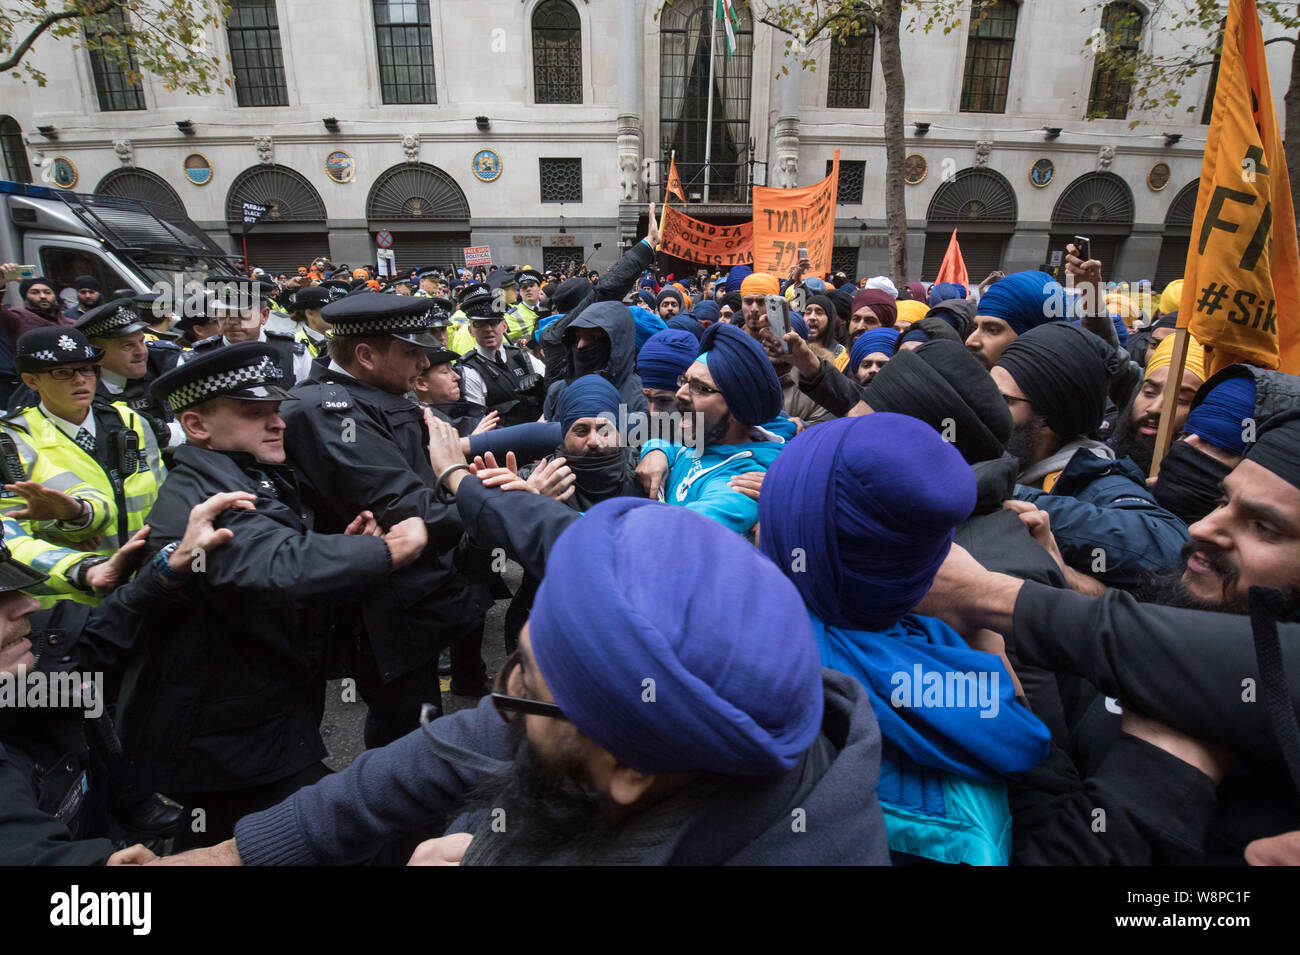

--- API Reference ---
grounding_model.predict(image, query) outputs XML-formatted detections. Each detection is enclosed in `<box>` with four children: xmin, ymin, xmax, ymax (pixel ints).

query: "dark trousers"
<box><xmin>171</xmin><ymin>761</ymin><xmax>331</xmax><ymax>849</ymax></box>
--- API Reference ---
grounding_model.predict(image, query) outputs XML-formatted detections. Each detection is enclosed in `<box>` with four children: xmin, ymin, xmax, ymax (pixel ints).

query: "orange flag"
<box><xmin>934</xmin><ymin>229</ymin><xmax>969</xmax><ymax>289</ymax></box>
<box><xmin>665</xmin><ymin>157</ymin><xmax>686</xmax><ymax>205</ymax></box>
<box><xmin>1181</xmin><ymin>0</ymin><xmax>1300</xmax><ymax>374</ymax></box>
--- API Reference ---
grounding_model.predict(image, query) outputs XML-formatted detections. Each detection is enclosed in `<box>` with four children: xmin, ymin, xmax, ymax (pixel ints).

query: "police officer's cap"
<box><xmin>15</xmin><ymin>326</ymin><xmax>103</xmax><ymax>374</ymax></box>
<box><xmin>150</xmin><ymin>341</ymin><xmax>292</xmax><ymax>413</ymax></box>
<box><xmin>486</xmin><ymin>269</ymin><xmax>516</xmax><ymax>292</ymax></box>
<box><xmin>425</xmin><ymin>296</ymin><xmax>454</xmax><ymax>328</ymax></box>
<box><xmin>205</xmin><ymin>276</ymin><xmax>266</xmax><ymax>314</ymax></box>
<box><xmin>516</xmin><ymin>268</ymin><xmax>543</xmax><ymax>286</ymax></box>
<box><xmin>461</xmin><ymin>286</ymin><xmax>498</xmax><ymax>320</ymax></box>
<box><xmin>292</xmin><ymin>286</ymin><xmax>332</xmax><ymax>311</ymax></box>
<box><xmin>322</xmin><ymin>291</ymin><xmax>442</xmax><ymax>346</ymax></box>
<box><xmin>416</xmin><ymin>267</ymin><xmax>441</xmax><ymax>282</ymax></box>
<box><xmin>423</xmin><ymin>345</ymin><xmax>458</xmax><ymax>367</ymax></box>
<box><xmin>0</xmin><ymin>525</ymin><xmax>48</xmax><ymax>594</ymax></box>
<box><xmin>76</xmin><ymin>297</ymin><xmax>151</xmax><ymax>340</ymax></box>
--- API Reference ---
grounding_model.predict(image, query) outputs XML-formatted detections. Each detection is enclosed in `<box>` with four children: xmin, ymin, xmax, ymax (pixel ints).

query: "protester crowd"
<box><xmin>1</xmin><ymin>196</ymin><xmax>1298</xmax><ymax>868</ymax></box>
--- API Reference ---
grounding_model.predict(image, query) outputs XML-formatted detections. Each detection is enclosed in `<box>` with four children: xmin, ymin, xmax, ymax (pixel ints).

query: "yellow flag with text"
<box><xmin>1181</xmin><ymin>0</ymin><xmax>1300</xmax><ymax>374</ymax></box>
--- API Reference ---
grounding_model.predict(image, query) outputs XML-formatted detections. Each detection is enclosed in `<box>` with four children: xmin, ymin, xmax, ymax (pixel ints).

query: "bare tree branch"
<box><xmin>0</xmin><ymin>0</ymin><xmax>121</xmax><ymax>73</ymax></box>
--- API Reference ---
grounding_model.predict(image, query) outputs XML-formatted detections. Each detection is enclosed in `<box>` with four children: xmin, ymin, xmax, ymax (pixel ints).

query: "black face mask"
<box><xmin>1151</xmin><ymin>440</ymin><xmax>1233</xmax><ymax>525</ymax></box>
<box><xmin>573</xmin><ymin>339</ymin><xmax>611</xmax><ymax>378</ymax></box>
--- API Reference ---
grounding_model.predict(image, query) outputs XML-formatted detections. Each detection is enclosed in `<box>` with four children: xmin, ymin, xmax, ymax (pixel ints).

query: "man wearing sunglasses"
<box><xmin>0</xmin><ymin>327</ymin><xmax>165</xmax><ymax>605</ymax></box>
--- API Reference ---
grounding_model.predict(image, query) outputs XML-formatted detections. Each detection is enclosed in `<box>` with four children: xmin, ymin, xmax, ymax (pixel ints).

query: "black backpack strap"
<box><xmin>1249</xmin><ymin>586</ymin><xmax>1300</xmax><ymax>795</ymax></box>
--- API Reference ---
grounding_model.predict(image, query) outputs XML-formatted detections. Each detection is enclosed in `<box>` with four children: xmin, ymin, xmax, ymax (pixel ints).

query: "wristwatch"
<box><xmin>152</xmin><ymin>541</ymin><xmax>186</xmax><ymax>582</ymax></box>
<box><xmin>70</xmin><ymin>555</ymin><xmax>109</xmax><ymax>593</ymax></box>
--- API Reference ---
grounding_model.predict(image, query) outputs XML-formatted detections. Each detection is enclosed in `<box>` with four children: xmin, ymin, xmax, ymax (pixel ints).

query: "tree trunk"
<box><xmin>1285</xmin><ymin>36</ymin><xmax>1300</xmax><ymax>238</ymax></box>
<box><xmin>878</xmin><ymin>0</ymin><xmax>908</xmax><ymax>286</ymax></box>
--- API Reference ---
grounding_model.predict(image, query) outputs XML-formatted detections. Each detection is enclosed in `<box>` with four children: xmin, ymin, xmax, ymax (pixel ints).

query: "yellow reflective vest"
<box><xmin>0</xmin><ymin>403</ymin><xmax>165</xmax><ymax>605</ymax></box>
<box><xmin>504</xmin><ymin>302</ymin><xmax>539</xmax><ymax>342</ymax></box>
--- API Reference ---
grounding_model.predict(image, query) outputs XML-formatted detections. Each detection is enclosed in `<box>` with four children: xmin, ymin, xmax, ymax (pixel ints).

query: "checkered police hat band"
<box><xmin>167</xmin><ymin>356</ymin><xmax>284</xmax><ymax>409</ymax></box>
<box><xmin>85</xmin><ymin>306</ymin><xmax>137</xmax><ymax>338</ymax></box>
<box><xmin>332</xmin><ymin>314</ymin><xmax>432</xmax><ymax>336</ymax></box>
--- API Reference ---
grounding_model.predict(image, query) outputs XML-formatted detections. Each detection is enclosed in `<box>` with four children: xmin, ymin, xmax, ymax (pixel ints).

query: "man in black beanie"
<box><xmin>655</xmin><ymin>286</ymin><xmax>684</xmax><ymax>320</ymax></box>
<box><xmin>993</xmin><ymin>323</ymin><xmax>1187</xmax><ymax>588</ymax></box>
<box><xmin>62</xmin><ymin>275</ymin><xmax>102</xmax><ymax>324</ymax></box>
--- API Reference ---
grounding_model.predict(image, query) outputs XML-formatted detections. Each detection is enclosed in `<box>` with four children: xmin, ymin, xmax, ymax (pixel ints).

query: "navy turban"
<box><xmin>666</xmin><ymin>313</ymin><xmax>705</xmax><ymax>341</ymax></box>
<box><xmin>849</xmin><ymin>327</ymin><xmax>899</xmax><ymax>373</ymax></box>
<box><xmin>725</xmin><ymin>264</ymin><xmax>753</xmax><ymax>294</ymax></box>
<box><xmin>928</xmin><ymin>281</ymin><xmax>967</xmax><ymax>306</ymax></box>
<box><xmin>638</xmin><ymin>329</ymin><xmax>700</xmax><ymax>391</ymax></box>
<box><xmin>530</xmin><ymin>498</ymin><xmax>824</xmax><ymax>775</ymax></box>
<box><xmin>1186</xmin><ymin>372</ymin><xmax>1256</xmax><ymax>456</ymax></box>
<box><xmin>759</xmin><ymin>414</ymin><xmax>977</xmax><ymax>630</ymax></box>
<box><xmin>636</xmin><ymin>289</ymin><xmax>657</xmax><ymax>310</ymax></box>
<box><xmin>789</xmin><ymin>311</ymin><xmax>811</xmax><ymax>341</ymax></box>
<box><xmin>556</xmin><ymin>373</ymin><xmax>623</xmax><ymax>436</ymax></box>
<box><xmin>693</xmin><ymin>299</ymin><xmax>721</xmax><ymax>325</ymax></box>
<box><xmin>629</xmin><ymin>304</ymin><xmax>667</xmax><ymax>350</ymax></box>
<box><xmin>976</xmin><ymin>270</ymin><xmax>1067</xmax><ymax>336</ymax></box>
<box><xmin>697</xmin><ymin>322</ymin><xmax>783</xmax><ymax>426</ymax></box>
<box><xmin>996</xmin><ymin>323</ymin><xmax>1119</xmax><ymax>439</ymax></box>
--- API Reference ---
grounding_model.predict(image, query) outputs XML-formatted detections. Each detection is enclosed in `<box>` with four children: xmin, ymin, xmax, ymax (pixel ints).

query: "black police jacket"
<box><xmin>456</xmin><ymin>346</ymin><xmax>544</xmax><ymax>428</ymax></box>
<box><xmin>281</xmin><ymin>368</ymin><xmax>493</xmax><ymax>683</ymax></box>
<box><xmin>122</xmin><ymin>444</ymin><xmax>392</xmax><ymax>795</ymax></box>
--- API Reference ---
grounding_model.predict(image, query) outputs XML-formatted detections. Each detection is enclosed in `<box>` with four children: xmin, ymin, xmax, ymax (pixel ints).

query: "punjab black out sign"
<box><xmin>659</xmin><ymin>207</ymin><xmax>753</xmax><ymax>267</ymax></box>
<box><xmin>751</xmin><ymin>150</ymin><xmax>839</xmax><ymax>276</ymax></box>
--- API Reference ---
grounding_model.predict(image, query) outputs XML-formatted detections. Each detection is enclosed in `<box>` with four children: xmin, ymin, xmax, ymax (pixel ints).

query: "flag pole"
<box><xmin>1148</xmin><ymin>325</ymin><xmax>1191</xmax><ymax>479</ymax></box>
<box><xmin>703</xmin><ymin>3</ymin><xmax>718</xmax><ymax>204</ymax></box>
<box><xmin>659</xmin><ymin>150</ymin><xmax>674</xmax><ymax>236</ymax></box>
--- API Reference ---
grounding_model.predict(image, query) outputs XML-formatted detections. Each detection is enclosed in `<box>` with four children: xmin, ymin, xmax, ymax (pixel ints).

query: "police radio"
<box><xmin>0</xmin><ymin>433</ymin><xmax>23</xmax><ymax>485</ymax></box>
<box><xmin>113</xmin><ymin>429</ymin><xmax>141</xmax><ymax>475</ymax></box>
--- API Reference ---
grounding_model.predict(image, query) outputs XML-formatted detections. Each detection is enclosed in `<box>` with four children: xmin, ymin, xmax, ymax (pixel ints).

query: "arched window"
<box><xmin>532</xmin><ymin>0</ymin><xmax>582</xmax><ymax>104</ymax></box>
<box><xmin>1049</xmin><ymin>171</ymin><xmax>1135</xmax><ymax>270</ymax></box>
<box><xmin>1154</xmin><ymin>180</ymin><xmax>1198</xmax><ymax>289</ymax></box>
<box><xmin>960</xmin><ymin>0</ymin><xmax>1019</xmax><ymax>113</ymax></box>
<box><xmin>827</xmin><ymin>27</ymin><xmax>875</xmax><ymax>109</ymax></box>
<box><xmin>922</xmin><ymin>168</ymin><xmax>1018</xmax><ymax>277</ymax></box>
<box><xmin>366</xmin><ymin>163</ymin><xmax>472</xmax><ymax>271</ymax></box>
<box><xmin>225</xmin><ymin>164</ymin><xmax>326</xmax><ymax>223</ymax></box>
<box><xmin>0</xmin><ymin>116</ymin><xmax>31</xmax><ymax>183</ymax></box>
<box><xmin>659</xmin><ymin>0</ymin><xmax>753</xmax><ymax>203</ymax></box>
<box><xmin>95</xmin><ymin>168</ymin><xmax>187</xmax><ymax>222</ymax></box>
<box><xmin>1087</xmin><ymin>2</ymin><xmax>1144</xmax><ymax>119</ymax></box>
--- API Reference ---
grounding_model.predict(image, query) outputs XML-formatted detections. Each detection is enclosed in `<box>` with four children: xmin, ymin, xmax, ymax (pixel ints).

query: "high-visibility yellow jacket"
<box><xmin>504</xmin><ymin>302</ymin><xmax>539</xmax><ymax>342</ymax></box>
<box><xmin>0</xmin><ymin>403</ymin><xmax>165</xmax><ymax>605</ymax></box>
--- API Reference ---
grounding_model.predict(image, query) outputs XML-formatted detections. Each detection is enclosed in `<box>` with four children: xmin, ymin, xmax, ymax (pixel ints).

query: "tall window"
<box><xmin>373</xmin><ymin>0</ymin><xmax>437</xmax><ymax>104</ymax></box>
<box><xmin>1087</xmin><ymin>2</ymin><xmax>1144</xmax><ymax>119</ymax></box>
<box><xmin>0</xmin><ymin>116</ymin><xmax>32</xmax><ymax>183</ymax></box>
<box><xmin>959</xmin><ymin>0</ymin><xmax>1018</xmax><ymax>113</ymax></box>
<box><xmin>85</xmin><ymin>6</ymin><xmax>145</xmax><ymax>111</ymax></box>
<box><xmin>659</xmin><ymin>0</ymin><xmax>754</xmax><ymax>203</ymax></box>
<box><xmin>533</xmin><ymin>0</ymin><xmax>582</xmax><ymax>104</ymax></box>
<box><xmin>826</xmin><ymin>28</ymin><xmax>874</xmax><ymax>109</ymax></box>
<box><xmin>227</xmin><ymin>0</ymin><xmax>289</xmax><ymax>107</ymax></box>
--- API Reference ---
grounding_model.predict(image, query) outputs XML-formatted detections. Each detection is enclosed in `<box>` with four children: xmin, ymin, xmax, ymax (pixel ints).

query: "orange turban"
<box><xmin>740</xmin><ymin>272</ymin><xmax>780</xmax><ymax>298</ymax></box>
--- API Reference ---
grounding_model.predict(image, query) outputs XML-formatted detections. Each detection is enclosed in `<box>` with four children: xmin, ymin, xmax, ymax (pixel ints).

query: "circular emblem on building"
<box><xmin>183</xmin><ymin>153</ymin><xmax>213</xmax><ymax>186</ymax></box>
<box><xmin>903</xmin><ymin>154</ymin><xmax>928</xmax><ymax>186</ymax></box>
<box><xmin>325</xmin><ymin>150</ymin><xmax>355</xmax><ymax>184</ymax></box>
<box><xmin>1147</xmin><ymin>162</ymin><xmax>1171</xmax><ymax>192</ymax></box>
<box><xmin>48</xmin><ymin>157</ymin><xmax>78</xmax><ymax>189</ymax></box>
<box><xmin>473</xmin><ymin>149</ymin><xmax>502</xmax><ymax>183</ymax></box>
<box><xmin>1029</xmin><ymin>157</ymin><xmax>1055</xmax><ymax>189</ymax></box>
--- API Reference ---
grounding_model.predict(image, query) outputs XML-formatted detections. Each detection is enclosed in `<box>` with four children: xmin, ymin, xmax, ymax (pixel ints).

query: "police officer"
<box><xmin>176</xmin><ymin>278</ymin><xmax>312</xmax><ymax>384</ymax></box>
<box><xmin>456</xmin><ymin>292</ymin><xmax>547</xmax><ymax>428</ymax></box>
<box><xmin>447</xmin><ymin>283</ymin><xmax>491</xmax><ymax>355</ymax></box>
<box><xmin>75</xmin><ymin>298</ymin><xmax>181</xmax><ymax>447</ymax></box>
<box><xmin>413</xmin><ymin>267</ymin><xmax>441</xmax><ymax>299</ymax></box>
<box><xmin>285</xmin><ymin>285</ymin><xmax>332</xmax><ymax>360</ymax></box>
<box><xmin>279</xmin><ymin>293</ymin><xmax>493</xmax><ymax>746</ymax></box>
<box><xmin>504</xmin><ymin>267</ymin><xmax>544</xmax><ymax>342</ymax></box>
<box><xmin>120</xmin><ymin>343</ymin><xmax>428</xmax><ymax>846</ymax></box>
<box><xmin>0</xmin><ymin>327</ymin><xmax>165</xmax><ymax>605</ymax></box>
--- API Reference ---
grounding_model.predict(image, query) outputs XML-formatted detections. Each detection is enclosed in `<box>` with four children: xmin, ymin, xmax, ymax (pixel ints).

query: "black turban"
<box><xmin>996</xmin><ymin>323</ymin><xmax>1119</xmax><ymax>440</ymax></box>
<box><xmin>1246</xmin><ymin>412</ymin><xmax>1300</xmax><ymax>491</ymax></box>
<box><xmin>863</xmin><ymin>339</ymin><xmax>1012</xmax><ymax>464</ymax></box>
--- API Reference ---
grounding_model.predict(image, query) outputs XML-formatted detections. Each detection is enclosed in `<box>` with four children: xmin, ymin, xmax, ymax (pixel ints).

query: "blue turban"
<box><xmin>1185</xmin><ymin>374</ymin><xmax>1256</xmax><ymax>456</ymax></box>
<box><xmin>725</xmin><ymin>264</ymin><xmax>753</xmax><ymax>294</ymax></box>
<box><xmin>928</xmin><ymin>282</ymin><xmax>967</xmax><ymax>306</ymax></box>
<box><xmin>696</xmin><ymin>322</ymin><xmax>783</xmax><ymax>426</ymax></box>
<box><xmin>789</xmin><ymin>311</ymin><xmax>811</xmax><ymax>341</ymax></box>
<box><xmin>638</xmin><ymin>329</ymin><xmax>700</xmax><ymax>392</ymax></box>
<box><xmin>636</xmin><ymin>289</ymin><xmax>657</xmax><ymax>310</ymax></box>
<box><xmin>759</xmin><ymin>414</ymin><xmax>977</xmax><ymax>630</ymax></box>
<box><xmin>666</xmin><ymin>312</ymin><xmax>705</xmax><ymax>341</ymax></box>
<box><xmin>849</xmin><ymin>327</ymin><xmax>899</xmax><ymax>373</ymax></box>
<box><xmin>630</xmin><ymin>304</ymin><xmax>668</xmax><ymax>350</ymax></box>
<box><xmin>530</xmin><ymin>498</ymin><xmax>824</xmax><ymax>775</ymax></box>
<box><xmin>693</xmin><ymin>299</ymin><xmax>721</xmax><ymax>325</ymax></box>
<box><xmin>976</xmin><ymin>270</ymin><xmax>1067</xmax><ymax>336</ymax></box>
<box><xmin>555</xmin><ymin>374</ymin><xmax>623</xmax><ymax>437</ymax></box>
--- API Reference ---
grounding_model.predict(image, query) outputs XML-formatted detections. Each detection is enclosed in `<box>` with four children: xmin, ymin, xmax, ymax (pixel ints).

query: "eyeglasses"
<box><xmin>677</xmin><ymin>374</ymin><xmax>722</xmax><ymax>397</ymax></box>
<box><xmin>490</xmin><ymin>650</ymin><xmax>567</xmax><ymax>724</ymax></box>
<box><xmin>47</xmin><ymin>365</ymin><xmax>100</xmax><ymax>382</ymax></box>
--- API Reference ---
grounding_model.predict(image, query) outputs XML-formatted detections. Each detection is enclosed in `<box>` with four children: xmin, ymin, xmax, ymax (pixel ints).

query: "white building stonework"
<box><xmin>0</xmin><ymin>0</ymin><xmax>1291</xmax><ymax>285</ymax></box>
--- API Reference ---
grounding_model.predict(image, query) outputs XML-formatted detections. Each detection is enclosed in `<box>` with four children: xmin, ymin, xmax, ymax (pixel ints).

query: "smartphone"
<box><xmin>765</xmin><ymin>294</ymin><xmax>790</xmax><ymax>352</ymax></box>
<box><xmin>3</xmin><ymin>265</ymin><xmax>37</xmax><ymax>282</ymax></box>
<box><xmin>797</xmin><ymin>245</ymin><xmax>809</xmax><ymax>262</ymax></box>
<box><xmin>1072</xmin><ymin>235</ymin><xmax>1091</xmax><ymax>263</ymax></box>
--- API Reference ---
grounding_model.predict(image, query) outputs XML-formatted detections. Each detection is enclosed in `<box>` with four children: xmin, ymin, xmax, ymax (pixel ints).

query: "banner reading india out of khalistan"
<box><xmin>751</xmin><ymin>150</ymin><xmax>839</xmax><ymax>277</ymax></box>
<box><xmin>660</xmin><ymin>206</ymin><xmax>753</xmax><ymax>268</ymax></box>
<box><xmin>1181</xmin><ymin>0</ymin><xmax>1300</xmax><ymax>374</ymax></box>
